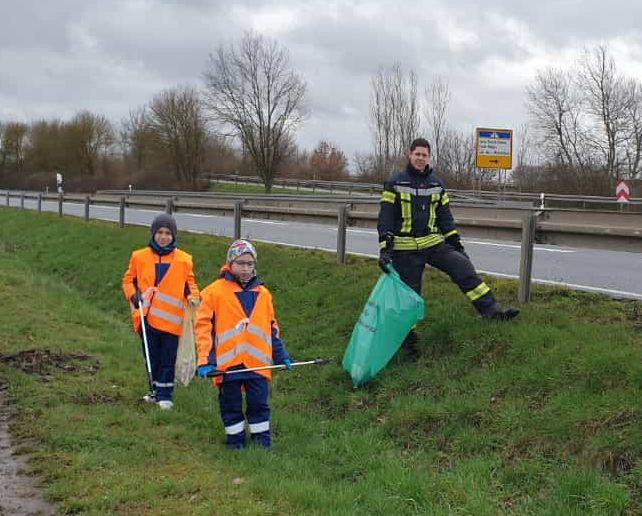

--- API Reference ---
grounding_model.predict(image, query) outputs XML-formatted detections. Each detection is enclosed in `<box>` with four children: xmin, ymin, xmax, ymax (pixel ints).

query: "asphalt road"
<box><xmin>7</xmin><ymin>198</ymin><xmax>642</xmax><ymax>300</ymax></box>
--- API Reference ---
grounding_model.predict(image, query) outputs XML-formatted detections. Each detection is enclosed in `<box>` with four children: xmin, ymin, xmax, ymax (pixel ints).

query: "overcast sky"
<box><xmin>2</xmin><ymin>0</ymin><xmax>642</xmax><ymax>161</ymax></box>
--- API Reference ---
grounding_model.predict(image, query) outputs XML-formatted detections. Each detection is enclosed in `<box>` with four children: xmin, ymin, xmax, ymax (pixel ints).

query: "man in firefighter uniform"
<box><xmin>378</xmin><ymin>138</ymin><xmax>519</xmax><ymax>354</ymax></box>
<box><xmin>122</xmin><ymin>213</ymin><xmax>200</xmax><ymax>409</ymax></box>
<box><xmin>195</xmin><ymin>240</ymin><xmax>292</xmax><ymax>450</ymax></box>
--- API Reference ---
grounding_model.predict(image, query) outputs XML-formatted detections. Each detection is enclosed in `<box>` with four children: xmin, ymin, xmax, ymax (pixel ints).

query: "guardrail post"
<box><xmin>518</xmin><ymin>212</ymin><xmax>537</xmax><ymax>303</ymax></box>
<box><xmin>5</xmin><ymin>191</ymin><xmax>9</xmax><ymax>206</ymax></box>
<box><xmin>37</xmin><ymin>193</ymin><xmax>42</xmax><ymax>213</ymax></box>
<box><xmin>84</xmin><ymin>195</ymin><xmax>90</xmax><ymax>222</ymax></box>
<box><xmin>58</xmin><ymin>193</ymin><xmax>64</xmax><ymax>217</ymax></box>
<box><xmin>20</xmin><ymin>192</ymin><xmax>25</xmax><ymax>209</ymax></box>
<box><xmin>337</xmin><ymin>204</ymin><xmax>349</xmax><ymax>265</ymax></box>
<box><xmin>119</xmin><ymin>196</ymin><xmax>126</xmax><ymax>228</ymax></box>
<box><xmin>165</xmin><ymin>198</ymin><xmax>173</xmax><ymax>214</ymax></box>
<box><xmin>233</xmin><ymin>201</ymin><xmax>242</xmax><ymax>240</ymax></box>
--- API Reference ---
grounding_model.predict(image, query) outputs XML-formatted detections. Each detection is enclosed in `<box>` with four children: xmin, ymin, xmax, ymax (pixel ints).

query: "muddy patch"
<box><xmin>0</xmin><ymin>383</ymin><xmax>56</xmax><ymax>515</ymax></box>
<box><xmin>0</xmin><ymin>349</ymin><xmax>99</xmax><ymax>379</ymax></box>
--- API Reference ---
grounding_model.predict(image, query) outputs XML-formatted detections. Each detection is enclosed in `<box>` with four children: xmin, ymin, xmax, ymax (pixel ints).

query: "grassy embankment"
<box><xmin>0</xmin><ymin>208</ymin><xmax>640</xmax><ymax>514</ymax></box>
<box><xmin>209</xmin><ymin>182</ymin><xmax>334</xmax><ymax>195</ymax></box>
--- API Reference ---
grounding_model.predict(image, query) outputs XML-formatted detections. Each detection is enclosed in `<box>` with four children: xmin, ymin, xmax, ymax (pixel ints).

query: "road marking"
<box><xmin>347</xmin><ymin>229</ymin><xmax>377</xmax><ymax>235</ymax></box>
<box><xmin>477</xmin><ymin>269</ymin><xmax>642</xmax><ymax>300</ymax></box>
<box><xmin>247</xmin><ymin>220</ymin><xmax>288</xmax><ymax>225</ymax></box>
<box><xmin>466</xmin><ymin>240</ymin><xmax>574</xmax><ymax>253</ymax></box>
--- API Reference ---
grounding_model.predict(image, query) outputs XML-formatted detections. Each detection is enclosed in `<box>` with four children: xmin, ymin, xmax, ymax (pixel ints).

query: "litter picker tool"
<box><xmin>138</xmin><ymin>303</ymin><xmax>155</xmax><ymax>395</ymax></box>
<box><xmin>207</xmin><ymin>358</ymin><xmax>330</xmax><ymax>377</ymax></box>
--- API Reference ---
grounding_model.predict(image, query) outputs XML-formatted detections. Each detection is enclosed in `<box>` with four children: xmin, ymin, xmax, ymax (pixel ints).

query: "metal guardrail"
<box><xmin>2</xmin><ymin>189</ymin><xmax>641</xmax><ymax>302</ymax></box>
<box><xmin>204</xmin><ymin>173</ymin><xmax>642</xmax><ymax>211</ymax></box>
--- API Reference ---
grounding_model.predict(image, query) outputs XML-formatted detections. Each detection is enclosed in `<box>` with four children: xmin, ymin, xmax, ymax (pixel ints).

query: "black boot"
<box><xmin>484</xmin><ymin>306</ymin><xmax>520</xmax><ymax>321</ymax></box>
<box><xmin>399</xmin><ymin>330</ymin><xmax>420</xmax><ymax>360</ymax></box>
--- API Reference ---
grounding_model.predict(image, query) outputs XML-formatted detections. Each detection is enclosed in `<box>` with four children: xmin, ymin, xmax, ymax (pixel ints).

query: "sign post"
<box><xmin>616</xmin><ymin>180</ymin><xmax>630</xmax><ymax>203</ymax></box>
<box><xmin>475</xmin><ymin>128</ymin><xmax>513</xmax><ymax>195</ymax></box>
<box><xmin>475</xmin><ymin>128</ymin><xmax>513</xmax><ymax>170</ymax></box>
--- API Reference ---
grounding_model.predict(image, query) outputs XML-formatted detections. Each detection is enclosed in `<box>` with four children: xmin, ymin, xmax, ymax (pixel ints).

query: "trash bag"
<box><xmin>342</xmin><ymin>265</ymin><xmax>424</xmax><ymax>387</ymax></box>
<box><xmin>175</xmin><ymin>306</ymin><xmax>197</xmax><ymax>386</ymax></box>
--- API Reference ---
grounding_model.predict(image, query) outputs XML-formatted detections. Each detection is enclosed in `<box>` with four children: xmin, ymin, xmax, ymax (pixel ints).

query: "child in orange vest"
<box><xmin>122</xmin><ymin>213</ymin><xmax>200</xmax><ymax>410</ymax></box>
<box><xmin>195</xmin><ymin>239</ymin><xmax>291</xmax><ymax>450</ymax></box>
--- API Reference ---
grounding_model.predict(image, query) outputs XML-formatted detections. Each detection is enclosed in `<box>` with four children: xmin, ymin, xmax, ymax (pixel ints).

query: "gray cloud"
<box><xmin>2</xmin><ymin>0</ymin><xmax>642</xmax><ymax>160</ymax></box>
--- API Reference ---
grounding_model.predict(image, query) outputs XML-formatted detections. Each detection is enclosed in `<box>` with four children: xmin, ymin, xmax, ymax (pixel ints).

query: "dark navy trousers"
<box><xmin>140</xmin><ymin>324</ymin><xmax>178</xmax><ymax>401</ymax></box>
<box><xmin>392</xmin><ymin>242</ymin><xmax>497</xmax><ymax>315</ymax></box>
<box><xmin>218</xmin><ymin>376</ymin><xmax>271</xmax><ymax>450</ymax></box>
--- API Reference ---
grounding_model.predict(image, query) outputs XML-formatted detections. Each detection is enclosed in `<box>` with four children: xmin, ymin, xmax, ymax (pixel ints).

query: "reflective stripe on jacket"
<box><xmin>377</xmin><ymin>165</ymin><xmax>458</xmax><ymax>251</ymax></box>
<box><xmin>195</xmin><ymin>273</ymin><xmax>278</xmax><ymax>385</ymax></box>
<box><xmin>122</xmin><ymin>247</ymin><xmax>199</xmax><ymax>336</ymax></box>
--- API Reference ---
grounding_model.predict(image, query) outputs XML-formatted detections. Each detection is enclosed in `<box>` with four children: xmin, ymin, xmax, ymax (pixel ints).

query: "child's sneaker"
<box><xmin>142</xmin><ymin>393</ymin><xmax>157</xmax><ymax>404</ymax></box>
<box><xmin>158</xmin><ymin>400</ymin><xmax>174</xmax><ymax>410</ymax></box>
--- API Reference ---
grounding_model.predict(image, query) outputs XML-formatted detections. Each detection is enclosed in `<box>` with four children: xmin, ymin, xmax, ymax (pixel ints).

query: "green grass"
<box><xmin>209</xmin><ymin>182</ymin><xmax>330</xmax><ymax>195</ymax></box>
<box><xmin>0</xmin><ymin>207</ymin><xmax>641</xmax><ymax>514</ymax></box>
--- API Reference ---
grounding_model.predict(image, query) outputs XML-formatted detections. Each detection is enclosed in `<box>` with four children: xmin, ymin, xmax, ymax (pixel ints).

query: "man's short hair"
<box><xmin>409</xmin><ymin>138</ymin><xmax>431</xmax><ymax>152</ymax></box>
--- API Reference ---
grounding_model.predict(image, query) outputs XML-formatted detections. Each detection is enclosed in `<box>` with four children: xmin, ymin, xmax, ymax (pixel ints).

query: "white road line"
<box><xmin>467</xmin><ymin>240</ymin><xmax>575</xmax><ymax>253</ymax></box>
<box><xmin>477</xmin><ymin>269</ymin><xmax>642</xmax><ymax>300</ymax></box>
<box><xmin>246</xmin><ymin>220</ymin><xmax>288</xmax><ymax>225</ymax></box>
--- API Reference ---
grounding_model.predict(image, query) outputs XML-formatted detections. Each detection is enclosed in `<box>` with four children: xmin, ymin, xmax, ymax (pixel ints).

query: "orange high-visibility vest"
<box><xmin>195</xmin><ymin>276</ymin><xmax>276</xmax><ymax>385</ymax></box>
<box><xmin>122</xmin><ymin>247</ymin><xmax>199</xmax><ymax>336</ymax></box>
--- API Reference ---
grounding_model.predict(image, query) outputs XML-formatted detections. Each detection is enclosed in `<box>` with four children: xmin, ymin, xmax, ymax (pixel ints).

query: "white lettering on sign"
<box><xmin>478</xmin><ymin>138</ymin><xmax>511</xmax><ymax>156</ymax></box>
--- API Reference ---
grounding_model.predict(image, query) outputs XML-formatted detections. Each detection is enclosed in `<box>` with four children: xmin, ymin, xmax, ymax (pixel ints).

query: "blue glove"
<box><xmin>197</xmin><ymin>365</ymin><xmax>216</xmax><ymax>378</ymax></box>
<box><xmin>283</xmin><ymin>358</ymin><xmax>293</xmax><ymax>371</ymax></box>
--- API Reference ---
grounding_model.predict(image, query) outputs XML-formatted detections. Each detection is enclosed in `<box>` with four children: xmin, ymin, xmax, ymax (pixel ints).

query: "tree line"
<box><xmin>1</xmin><ymin>34</ymin><xmax>639</xmax><ymax>195</ymax></box>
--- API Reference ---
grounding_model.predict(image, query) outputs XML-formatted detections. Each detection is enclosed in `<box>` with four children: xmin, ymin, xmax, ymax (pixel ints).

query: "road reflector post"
<box><xmin>84</xmin><ymin>195</ymin><xmax>90</xmax><ymax>222</ymax></box>
<box><xmin>518</xmin><ymin>211</ymin><xmax>538</xmax><ymax>303</ymax></box>
<box><xmin>233</xmin><ymin>200</ymin><xmax>242</xmax><ymax>240</ymax></box>
<box><xmin>337</xmin><ymin>204</ymin><xmax>349</xmax><ymax>265</ymax></box>
<box><xmin>119</xmin><ymin>196</ymin><xmax>126</xmax><ymax>228</ymax></box>
<box><xmin>58</xmin><ymin>193</ymin><xmax>63</xmax><ymax>217</ymax></box>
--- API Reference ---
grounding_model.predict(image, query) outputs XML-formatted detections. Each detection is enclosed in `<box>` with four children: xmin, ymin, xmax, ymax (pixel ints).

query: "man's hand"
<box><xmin>446</xmin><ymin>234</ymin><xmax>469</xmax><ymax>259</ymax></box>
<box><xmin>378</xmin><ymin>232</ymin><xmax>395</xmax><ymax>273</ymax></box>
<box><xmin>130</xmin><ymin>290</ymin><xmax>143</xmax><ymax>309</ymax></box>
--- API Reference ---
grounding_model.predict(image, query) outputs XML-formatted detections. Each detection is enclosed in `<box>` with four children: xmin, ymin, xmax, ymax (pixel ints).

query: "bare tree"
<box><xmin>369</xmin><ymin>64</ymin><xmax>419</xmax><ymax>180</ymax></box>
<box><xmin>309</xmin><ymin>140</ymin><xmax>348</xmax><ymax>181</ymax></box>
<box><xmin>526</xmin><ymin>67</ymin><xmax>589</xmax><ymax>168</ymax></box>
<box><xmin>0</xmin><ymin>121</ymin><xmax>28</xmax><ymax>174</ymax></box>
<box><xmin>439</xmin><ymin>129</ymin><xmax>476</xmax><ymax>188</ymax></box>
<box><xmin>623</xmin><ymin>79</ymin><xmax>642</xmax><ymax>179</ymax></box>
<box><xmin>69</xmin><ymin>111</ymin><xmax>114</xmax><ymax>176</ymax></box>
<box><xmin>121</xmin><ymin>107</ymin><xmax>154</xmax><ymax>172</ymax></box>
<box><xmin>578</xmin><ymin>44</ymin><xmax>633</xmax><ymax>181</ymax></box>
<box><xmin>148</xmin><ymin>86</ymin><xmax>209</xmax><ymax>187</ymax></box>
<box><xmin>203</xmin><ymin>32</ymin><xmax>307</xmax><ymax>192</ymax></box>
<box><xmin>425</xmin><ymin>77</ymin><xmax>451</xmax><ymax>171</ymax></box>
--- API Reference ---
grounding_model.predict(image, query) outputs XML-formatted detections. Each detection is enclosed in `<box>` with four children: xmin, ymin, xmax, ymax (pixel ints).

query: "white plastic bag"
<box><xmin>175</xmin><ymin>307</ymin><xmax>196</xmax><ymax>386</ymax></box>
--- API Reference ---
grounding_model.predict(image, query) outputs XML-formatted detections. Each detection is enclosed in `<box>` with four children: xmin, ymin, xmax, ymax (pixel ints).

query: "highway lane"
<box><xmin>6</xmin><ymin>198</ymin><xmax>642</xmax><ymax>300</ymax></box>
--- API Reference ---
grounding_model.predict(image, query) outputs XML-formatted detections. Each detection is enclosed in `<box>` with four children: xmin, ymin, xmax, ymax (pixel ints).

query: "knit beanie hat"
<box><xmin>151</xmin><ymin>213</ymin><xmax>177</xmax><ymax>239</ymax></box>
<box><xmin>226</xmin><ymin>239</ymin><xmax>257</xmax><ymax>264</ymax></box>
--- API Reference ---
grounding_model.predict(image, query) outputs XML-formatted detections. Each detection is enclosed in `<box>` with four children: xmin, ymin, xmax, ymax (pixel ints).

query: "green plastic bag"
<box><xmin>342</xmin><ymin>265</ymin><xmax>425</xmax><ymax>387</ymax></box>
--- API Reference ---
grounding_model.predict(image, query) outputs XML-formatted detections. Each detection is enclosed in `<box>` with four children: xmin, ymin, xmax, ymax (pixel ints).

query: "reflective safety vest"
<box><xmin>378</xmin><ymin>168</ymin><xmax>459</xmax><ymax>251</ymax></box>
<box><xmin>122</xmin><ymin>247</ymin><xmax>198</xmax><ymax>336</ymax></box>
<box><xmin>195</xmin><ymin>277</ymin><xmax>276</xmax><ymax>385</ymax></box>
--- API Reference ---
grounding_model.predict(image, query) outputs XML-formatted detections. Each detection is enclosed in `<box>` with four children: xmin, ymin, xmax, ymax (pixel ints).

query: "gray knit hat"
<box><xmin>151</xmin><ymin>213</ymin><xmax>177</xmax><ymax>239</ymax></box>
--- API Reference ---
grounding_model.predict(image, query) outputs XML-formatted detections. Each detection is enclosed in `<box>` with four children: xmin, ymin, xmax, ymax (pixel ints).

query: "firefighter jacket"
<box><xmin>194</xmin><ymin>267</ymin><xmax>289</xmax><ymax>386</ymax></box>
<box><xmin>122</xmin><ymin>247</ymin><xmax>199</xmax><ymax>336</ymax></box>
<box><xmin>377</xmin><ymin>164</ymin><xmax>459</xmax><ymax>251</ymax></box>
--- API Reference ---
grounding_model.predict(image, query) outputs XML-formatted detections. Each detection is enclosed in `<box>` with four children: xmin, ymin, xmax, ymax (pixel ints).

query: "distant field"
<box><xmin>209</xmin><ymin>181</ymin><xmax>320</xmax><ymax>195</ymax></box>
<box><xmin>0</xmin><ymin>207</ymin><xmax>641</xmax><ymax>514</ymax></box>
